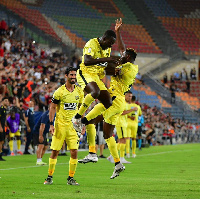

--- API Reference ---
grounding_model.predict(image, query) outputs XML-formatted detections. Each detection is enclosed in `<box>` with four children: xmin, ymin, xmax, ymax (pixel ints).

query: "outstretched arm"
<box><xmin>115</xmin><ymin>18</ymin><xmax>125</xmax><ymax>55</ymax></box>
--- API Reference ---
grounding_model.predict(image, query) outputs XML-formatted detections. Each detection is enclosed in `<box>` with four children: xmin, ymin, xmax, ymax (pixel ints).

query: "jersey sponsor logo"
<box><xmin>64</xmin><ymin>103</ymin><xmax>77</xmax><ymax>110</ymax></box>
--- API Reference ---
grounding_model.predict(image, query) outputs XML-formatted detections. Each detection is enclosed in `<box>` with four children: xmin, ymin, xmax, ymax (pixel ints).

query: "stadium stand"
<box><xmin>144</xmin><ymin>0</ymin><xmax>200</xmax><ymax>56</ymax></box>
<box><xmin>0</xmin><ymin>0</ymin><xmax>162</xmax><ymax>54</ymax></box>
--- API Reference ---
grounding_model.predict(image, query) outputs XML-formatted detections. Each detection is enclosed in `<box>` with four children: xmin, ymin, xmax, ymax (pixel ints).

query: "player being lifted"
<box><xmin>74</xmin><ymin>19</ymin><xmax>124</xmax><ymax>120</ymax></box>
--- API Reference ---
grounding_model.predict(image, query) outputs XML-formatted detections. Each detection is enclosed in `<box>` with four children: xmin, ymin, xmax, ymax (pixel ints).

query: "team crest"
<box><xmin>75</xmin><ymin>96</ymin><xmax>79</xmax><ymax>100</ymax></box>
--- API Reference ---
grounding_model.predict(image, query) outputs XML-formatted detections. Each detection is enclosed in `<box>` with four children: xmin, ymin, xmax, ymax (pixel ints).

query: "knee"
<box><xmin>91</xmin><ymin>89</ymin><xmax>100</xmax><ymax>99</ymax></box>
<box><xmin>70</xmin><ymin>149</ymin><xmax>78</xmax><ymax>159</ymax></box>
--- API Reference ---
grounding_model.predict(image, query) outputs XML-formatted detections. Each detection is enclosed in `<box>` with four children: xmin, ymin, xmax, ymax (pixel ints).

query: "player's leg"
<box><xmin>104</xmin><ymin>122</ymin><xmax>125</xmax><ymax>179</ymax></box>
<box><xmin>75</xmin><ymin>71</ymin><xmax>112</xmax><ymax>119</ymax></box>
<box><xmin>131</xmin><ymin>126</ymin><xmax>138</xmax><ymax>158</ymax></box>
<box><xmin>75</xmin><ymin>82</ymin><xmax>101</xmax><ymax>119</ymax></box>
<box><xmin>116</xmin><ymin>126</ymin><xmax>131</xmax><ymax>164</ymax></box>
<box><xmin>78</xmin><ymin>124</ymin><xmax>98</xmax><ymax>163</ymax></box>
<box><xmin>9</xmin><ymin>132</ymin><xmax>15</xmax><ymax>156</ymax></box>
<box><xmin>126</xmin><ymin>126</ymin><xmax>131</xmax><ymax>158</ymax></box>
<box><xmin>0</xmin><ymin>131</ymin><xmax>5</xmax><ymax>161</ymax></box>
<box><xmin>137</xmin><ymin>126</ymin><xmax>142</xmax><ymax>150</ymax></box>
<box><xmin>44</xmin><ymin>125</ymin><xmax>65</xmax><ymax>185</ymax></box>
<box><xmin>16</xmin><ymin>130</ymin><xmax>23</xmax><ymax>155</ymax></box>
<box><xmin>66</xmin><ymin>124</ymin><xmax>79</xmax><ymax>185</ymax></box>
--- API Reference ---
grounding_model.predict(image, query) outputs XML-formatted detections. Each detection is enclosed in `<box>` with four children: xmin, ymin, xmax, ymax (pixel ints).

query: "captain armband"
<box><xmin>51</xmin><ymin>97</ymin><xmax>60</xmax><ymax>104</ymax></box>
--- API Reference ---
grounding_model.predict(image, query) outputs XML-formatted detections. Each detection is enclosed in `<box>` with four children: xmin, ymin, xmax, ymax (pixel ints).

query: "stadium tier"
<box><xmin>144</xmin><ymin>0</ymin><xmax>200</xmax><ymax>56</ymax></box>
<box><xmin>0</xmin><ymin>0</ymin><xmax>162</xmax><ymax>54</ymax></box>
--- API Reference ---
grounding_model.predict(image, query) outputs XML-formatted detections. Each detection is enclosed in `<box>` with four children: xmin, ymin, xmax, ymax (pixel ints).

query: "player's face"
<box><xmin>67</xmin><ymin>71</ymin><xmax>76</xmax><ymax>84</ymax></box>
<box><xmin>3</xmin><ymin>99</ymin><xmax>9</xmax><ymax>107</ymax></box>
<box><xmin>11</xmin><ymin>112</ymin><xmax>15</xmax><ymax>119</ymax></box>
<box><xmin>101</xmin><ymin>37</ymin><xmax>116</xmax><ymax>50</ymax></box>
<box><xmin>125</xmin><ymin>93</ymin><xmax>132</xmax><ymax>103</ymax></box>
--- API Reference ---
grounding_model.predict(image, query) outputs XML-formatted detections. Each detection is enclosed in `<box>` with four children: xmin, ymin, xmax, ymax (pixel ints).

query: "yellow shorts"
<box><xmin>50</xmin><ymin>121</ymin><xmax>79</xmax><ymax>151</ymax></box>
<box><xmin>9</xmin><ymin>130</ymin><xmax>21</xmax><ymax>138</ymax></box>
<box><xmin>127</xmin><ymin>121</ymin><xmax>138</xmax><ymax>138</ymax></box>
<box><xmin>77</xmin><ymin>69</ymin><xmax>107</xmax><ymax>91</ymax></box>
<box><xmin>103</xmin><ymin>95</ymin><xmax>125</xmax><ymax>125</ymax></box>
<box><xmin>116</xmin><ymin>126</ymin><xmax>127</xmax><ymax>139</ymax></box>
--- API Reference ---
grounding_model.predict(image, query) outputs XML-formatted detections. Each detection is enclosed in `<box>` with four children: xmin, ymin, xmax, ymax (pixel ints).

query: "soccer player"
<box><xmin>81</xmin><ymin>48</ymin><xmax>138</xmax><ymax>179</ymax></box>
<box><xmin>33</xmin><ymin>109</ymin><xmax>52</xmax><ymax>165</ymax></box>
<box><xmin>74</xmin><ymin>19</ymin><xmax>124</xmax><ymax>122</ymax></box>
<box><xmin>7</xmin><ymin>108</ymin><xmax>23</xmax><ymax>156</ymax></box>
<box><xmin>0</xmin><ymin>97</ymin><xmax>9</xmax><ymax>161</ymax></box>
<box><xmin>44</xmin><ymin>67</ymin><xmax>84</xmax><ymax>186</ymax></box>
<box><xmin>115</xmin><ymin>105</ymin><xmax>138</xmax><ymax>163</ymax></box>
<box><xmin>126</xmin><ymin>95</ymin><xmax>142</xmax><ymax>158</ymax></box>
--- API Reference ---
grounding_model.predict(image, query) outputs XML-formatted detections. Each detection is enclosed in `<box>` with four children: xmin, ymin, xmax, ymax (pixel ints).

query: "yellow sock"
<box><xmin>105</xmin><ymin>137</ymin><xmax>120</xmax><ymax>163</ymax></box>
<box><xmin>132</xmin><ymin>139</ymin><xmax>136</xmax><ymax>154</ymax></box>
<box><xmin>69</xmin><ymin>157</ymin><xmax>78</xmax><ymax>177</ymax></box>
<box><xmin>78</xmin><ymin>94</ymin><xmax>94</xmax><ymax>116</ymax></box>
<box><xmin>17</xmin><ymin>140</ymin><xmax>21</xmax><ymax>150</ymax></box>
<box><xmin>86</xmin><ymin>103</ymin><xmax>106</xmax><ymax>121</ymax></box>
<box><xmin>9</xmin><ymin>140</ymin><xmax>14</xmax><ymax>152</ymax></box>
<box><xmin>120</xmin><ymin>143</ymin><xmax>126</xmax><ymax>158</ymax></box>
<box><xmin>86</xmin><ymin>124</ymin><xmax>96</xmax><ymax>153</ymax></box>
<box><xmin>126</xmin><ymin>139</ymin><xmax>130</xmax><ymax>155</ymax></box>
<box><xmin>48</xmin><ymin>158</ymin><xmax>57</xmax><ymax>176</ymax></box>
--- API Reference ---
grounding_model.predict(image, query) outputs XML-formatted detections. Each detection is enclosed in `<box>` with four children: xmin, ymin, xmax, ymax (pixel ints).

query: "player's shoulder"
<box><xmin>85</xmin><ymin>38</ymin><xmax>98</xmax><ymax>47</ymax></box>
<box><xmin>54</xmin><ymin>84</ymin><xmax>65</xmax><ymax>93</ymax></box>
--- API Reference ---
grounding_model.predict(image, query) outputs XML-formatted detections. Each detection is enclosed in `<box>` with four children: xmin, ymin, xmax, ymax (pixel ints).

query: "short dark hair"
<box><xmin>2</xmin><ymin>97</ymin><xmax>9</xmax><ymax>102</ymax></box>
<box><xmin>103</xmin><ymin>30</ymin><xmax>116</xmax><ymax>39</ymax></box>
<box><xmin>132</xmin><ymin>95</ymin><xmax>136</xmax><ymax>101</ymax></box>
<box><xmin>126</xmin><ymin>90</ymin><xmax>132</xmax><ymax>94</ymax></box>
<box><xmin>126</xmin><ymin>48</ymin><xmax>137</xmax><ymax>61</ymax></box>
<box><xmin>65</xmin><ymin>67</ymin><xmax>77</xmax><ymax>75</ymax></box>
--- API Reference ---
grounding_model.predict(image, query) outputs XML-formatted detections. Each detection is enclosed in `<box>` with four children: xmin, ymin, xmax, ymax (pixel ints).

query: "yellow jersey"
<box><xmin>80</xmin><ymin>38</ymin><xmax>111</xmax><ymax>75</ymax></box>
<box><xmin>109</xmin><ymin>62</ymin><xmax>138</xmax><ymax>97</ymax></box>
<box><xmin>127</xmin><ymin>102</ymin><xmax>142</xmax><ymax>124</ymax></box>
<box><xmin>52</xmin><ymin>84</ymin><xmax>84</xmax><ymax>124</ymax></box>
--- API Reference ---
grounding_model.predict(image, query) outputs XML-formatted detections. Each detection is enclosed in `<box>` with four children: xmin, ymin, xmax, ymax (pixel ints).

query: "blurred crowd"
<box><xmin>0</xmin><ymin>19</ymin><xmax>81</xmax><ymax>111</ymax></box>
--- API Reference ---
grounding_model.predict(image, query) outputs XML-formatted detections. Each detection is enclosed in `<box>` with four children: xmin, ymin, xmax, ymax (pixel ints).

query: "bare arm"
<box><xmin>84</xmin><ymin>55</ymin><xmax>117</xmax><ymax>66</ymax></box>
<box><xmin>115</xmin><ymin>18</ymin><xmax>125</xmax><ymax>55</ymax></box>
<box><xmin>39</xmin><ymin>123</ymin><xmax>45</xmax><ymax>143</ymax></box>
<box><xmin>122</xmin><ymin>107</ymin><xmax>138</xmax><ymax>115</ymax></box>
<box><xmin>49</xmin><ymin>102</ymin><xmax>56</xmax><ymax>135</ymax></box>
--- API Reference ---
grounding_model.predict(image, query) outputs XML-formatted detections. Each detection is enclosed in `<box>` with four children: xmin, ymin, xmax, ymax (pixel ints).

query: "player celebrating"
<box><xmin>44</xmin><ymin>67</ymin><xmax>84</xmax><ymax>186</ymax></box>
<box><xmin>80</xmin><ymin>45</ymin><xmax>138</xmax><ymax>179</ymax></box>
<box><xmin>74</xmin><ymin>19</ymin><xmax>124</xmax><ymax>123</ymax></box>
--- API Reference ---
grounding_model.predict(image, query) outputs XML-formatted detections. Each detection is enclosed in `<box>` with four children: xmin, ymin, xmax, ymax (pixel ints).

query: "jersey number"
<box><xmin>64</xmin><ymin>103</ymin><xmax>77</xmax><ymax>110</ymax></box>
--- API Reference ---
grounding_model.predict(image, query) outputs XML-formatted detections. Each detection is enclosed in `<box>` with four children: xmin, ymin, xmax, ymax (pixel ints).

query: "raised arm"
<box><xmin>115</xmin><ymin>18</ymin><xmax>125</xmax><ymax>55</ymax></box>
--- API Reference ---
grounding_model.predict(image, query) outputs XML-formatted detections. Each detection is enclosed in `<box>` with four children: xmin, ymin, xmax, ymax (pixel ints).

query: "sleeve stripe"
<box><xmin>51</xmin><ymin>97</ymin><xmax>60</xmax><ymax>104</ymax></box>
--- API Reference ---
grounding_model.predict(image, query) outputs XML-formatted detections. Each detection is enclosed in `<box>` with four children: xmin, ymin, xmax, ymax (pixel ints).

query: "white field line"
<box><xmin>0</xmin><ymin>149</ymin><xmax>193</xmax><ymax>171</ymax></box>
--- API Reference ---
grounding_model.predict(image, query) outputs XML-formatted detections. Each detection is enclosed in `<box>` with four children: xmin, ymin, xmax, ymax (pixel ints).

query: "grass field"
<box><xmin>0</xmin><ymin>144</ymin><xmax>200</xmax><ymax>199</ymax></box>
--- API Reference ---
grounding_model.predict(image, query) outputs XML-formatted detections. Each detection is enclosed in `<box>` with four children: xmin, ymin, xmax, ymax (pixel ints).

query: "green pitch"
<box><xmin>1</xmin><ymin>144</ymin><xmax>200</xmax><ymax>199</ymax></box>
